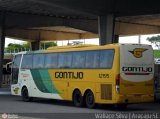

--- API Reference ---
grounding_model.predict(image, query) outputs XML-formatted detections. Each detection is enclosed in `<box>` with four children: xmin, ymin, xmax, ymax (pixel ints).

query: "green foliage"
<box><xmin>41</xmin><ymin>42</ymin><xmax>57</xmax><ymax>49</ymax></box>
<box><xmin>147</xmin><ymin>35</ymin><xmax>160</xmax><ymax>49</ymax></box>
<box><xmin>5</xmin><ymin>41</ymin><xmax>57</xmax><ymax>53</ymax></box>
<box><xmin>5</xmin><ymin>42</ymin><xmax>31</xmax><ymax>53</ymax></box>
<box><xmin>154</xmin><ymin>50</ymin><xmax>160</xmax><ymax>58</ymax></box>
<box><xmin>22</xmin><ymin>42</ymin><xmax>30</xmax><ymax>49</ymax></box>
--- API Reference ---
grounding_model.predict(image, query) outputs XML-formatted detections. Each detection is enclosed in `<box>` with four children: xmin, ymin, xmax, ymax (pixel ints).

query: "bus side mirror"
<box><xmin>5</xmin><ymin>62</ymin><xmax>12</xmax><ymax>74</ymax></box>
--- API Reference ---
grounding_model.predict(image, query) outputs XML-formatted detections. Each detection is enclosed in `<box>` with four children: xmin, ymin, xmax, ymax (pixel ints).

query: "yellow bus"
<box><xmin>11</xmin><ymin>44</ymin><xmax>154</xmax><ymax>108</ymax></box>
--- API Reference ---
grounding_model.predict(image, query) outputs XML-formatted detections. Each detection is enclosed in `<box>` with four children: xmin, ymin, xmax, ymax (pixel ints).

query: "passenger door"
<box><xmin>12</xmin><ymin>54</ymin><xmax>22</xmax><ymax>84</ymax></box>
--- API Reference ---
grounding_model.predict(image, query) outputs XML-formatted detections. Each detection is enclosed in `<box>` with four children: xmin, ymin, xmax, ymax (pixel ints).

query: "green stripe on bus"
<box><xmin>26</xmin><ymin>50</ymin><xmax>44</xmax><ymax>54</ymax></box>
<box><xmin>31</xmin><ymin>69</ymin><xmax>59</xmax><ymax>94</ymax></box>
<box><xmin>33</xmin><ymin>50</ymin><xmax>44</xmax><ymax>54</ymax></box>
<box><xmin>39</xmin><ymin>70</ymin><xmax>59</xmax><ymax>94</ymax></box>
<box><xmin>31</xmin><ymin>69</ymin><xmax>49</xmax><ymax>93</ymax></box>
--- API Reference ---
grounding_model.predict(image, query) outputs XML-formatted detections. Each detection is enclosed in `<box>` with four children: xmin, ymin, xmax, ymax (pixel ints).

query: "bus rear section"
<box><xmin>118</xmin><ymin>44</ymin><xmax>154</xmax><ymax>103</ymax></box>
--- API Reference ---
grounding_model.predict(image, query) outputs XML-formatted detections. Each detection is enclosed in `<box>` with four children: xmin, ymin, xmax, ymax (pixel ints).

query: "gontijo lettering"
<box><xmin>55</xmin><ymin>72</ymin><xmax>83</xmax><ymax>79</ymax></box>
<box><xmin>122</xmin><ymin>67</ymin><xmax>153</xmax><ymax>75</ymax></box>
<box><xmin>122</xmin><ymin>67</ymin><xmax>152</xmax><ymax>72</ymax></box>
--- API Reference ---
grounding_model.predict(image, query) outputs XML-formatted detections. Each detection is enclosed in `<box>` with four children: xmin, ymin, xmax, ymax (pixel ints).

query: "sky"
<box><xmin>5</xmin><ymin>34</ymin><xmax>160</xmax><ymax>50</ymax></box>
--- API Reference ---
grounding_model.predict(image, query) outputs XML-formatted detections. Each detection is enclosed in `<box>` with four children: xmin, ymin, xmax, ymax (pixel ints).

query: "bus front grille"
<box><xmin>101</xmin><ymin>84</ymin><xmax>112</xmax><ymax>100</ymax></box>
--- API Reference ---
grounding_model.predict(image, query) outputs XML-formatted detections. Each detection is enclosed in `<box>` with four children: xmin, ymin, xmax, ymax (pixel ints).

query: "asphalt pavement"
<box><xmin>0</xmin><ymin>88</ymin><xmax>160</xmax><ymax>119</ymax></box>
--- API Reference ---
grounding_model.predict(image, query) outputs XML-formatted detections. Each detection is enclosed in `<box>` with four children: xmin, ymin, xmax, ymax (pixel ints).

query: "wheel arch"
<box><xmin>84</xmin><ymin>89</ymin><xmax>94</xmax><ymax>98</ymax></box>
<box><xmin>83</xmin><ymin>88</ymin><xmax>95</xmax><ymax>108</ymax></box>
<box><xmin>21</xmin><ymin>85</ymin><xmax>27</xmax><ymax>95</ymax></box>
<box><xmin>72</xmin><ymin>88</ymin><xmax>81</xmax><ymax>99</ymax></box>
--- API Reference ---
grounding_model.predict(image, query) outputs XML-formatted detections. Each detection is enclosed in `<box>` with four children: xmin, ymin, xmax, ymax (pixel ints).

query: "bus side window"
<box><xmin>44</xmin><ymin>53</ymin><xmax>58</xmax><ymax>69</ymax></box>
<box><xmin>99</xmin><ymin>50</ymin><xmax>114</xmax><ymax>69</ymax></box>
<box><xmin>12</xmin><ymin>55</ymin><xmax>22</xmax><ymax>84</ymax></box>
<box><xmin>58</xmin><ymin>53</ymin><xmax>72</xmax><ymax>68</ymax></box>
<box><xmin>21</xmin><ymin>55</ymin><xmax>33</xmax><ymax>69</ymax></box>
<box><xmin>85</xmin><ymin>51</ymin><xmax>99</xmax><ymax>68</ymax></box>
<box><xmin>72</xmin><ymin>52</ymin><xmax>85</xmax><ymax>68</ymax></box>
<box><xmin>33</xmin><ymin>54</ymin><xmax>44</xmax><ymax>69</ymax></box>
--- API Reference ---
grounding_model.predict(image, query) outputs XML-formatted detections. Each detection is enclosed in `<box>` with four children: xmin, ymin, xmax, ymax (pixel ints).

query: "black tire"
<box><xmin>21</xmin><ymin>87</ymin><xmax>32</xmax><ymax>102</ymax></box>
<box><xmin>154</xmin><ymin>95</ymin><xmax>157</xmax><ymax>102</ymax></box>
<box><xmin>85</xmin><ymin>90</ymin><xmax>95</xmax><ymax>108</ymax></box>
<box><xmin>73</xmin><ymin>90</ymin><xmax>84</xmax><ymax>107</ymax></box>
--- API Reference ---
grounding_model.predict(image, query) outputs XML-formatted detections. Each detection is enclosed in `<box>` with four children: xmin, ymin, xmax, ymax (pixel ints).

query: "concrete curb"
<box><xmin>0</xmin><ymin>91</ymin><xmax>11</xmax><ymax>95</ymax></box>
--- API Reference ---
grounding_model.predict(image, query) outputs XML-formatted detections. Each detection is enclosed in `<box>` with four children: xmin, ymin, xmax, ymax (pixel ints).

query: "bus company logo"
<box><xmin>1</xmin><ymin>113</ymin><xmax>8</xmax><ymax>119</ymax></box>
<box><xmin>122</xmin><ymin>66</ymin><xmax>152</xmax><ymax>75</ymax></box>
<box><xmin>55</xmin><ymin>72</ymin><xmax>83</xmax><ymax>79</ymax></box>
<box><xmin>13</xmin><ymin>88</ymin><xmax>19</xmax><ymax>94</ymax></box>
<box><xmin>1</xmin><ymin>113</ymin><xmax>18</xmax><ymax>119</ymax></box>
<box><xmin>129</xmin><ymin>48</ymin><xmax>148</xmax><ymax>58</ymax></box>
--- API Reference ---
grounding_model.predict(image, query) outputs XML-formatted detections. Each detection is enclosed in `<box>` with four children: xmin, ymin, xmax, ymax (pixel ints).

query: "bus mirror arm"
<box><xmin>5</xmin><ymin>62</ymin><xmax>12</xmax><ymax>74</ymax></box>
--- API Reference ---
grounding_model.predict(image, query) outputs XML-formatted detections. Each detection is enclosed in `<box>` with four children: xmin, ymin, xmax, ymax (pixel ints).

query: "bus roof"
<box><xmin>13</xmin><ymin>44</ymin><xmax>152</xmax><ymax>55</ymax></box>
<box><xmin>47</xmin><ymin>44</ymin><xmax>97</xmax><ymax>50</ymax></box>
<box><xmin>45</xmin><ymin>44</ymin><xmax>120</xmax><ymax>52</ymax></box>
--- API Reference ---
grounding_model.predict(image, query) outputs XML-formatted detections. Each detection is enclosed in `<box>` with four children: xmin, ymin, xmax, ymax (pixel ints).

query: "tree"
<box><xmin>5</xmin><ymin>42</ymin><xmax>31</xmax><ymax>53</ymax></box>
<box><xmin>147</xmin><ymin>35</ymin><xmax>160</xmax><ymax>49</ymax></box>
<box><xmin>22</xmin><ymin>42</ymin><xmax>30</xmax><ymax>50</ymax></box>
<box><xmin>40</xmin><ymin>42</ymin><xmax>57</xmax><ymax>49</ymax></box>
<box><xmin>5</xmin><ymin>43</ymin><xmax>23</xmax><ymax>53</ymax></box>
<box><xmin>5</xmin><ymin>41</ymin><xmax>57</xmax><ymax>53</ymax></box>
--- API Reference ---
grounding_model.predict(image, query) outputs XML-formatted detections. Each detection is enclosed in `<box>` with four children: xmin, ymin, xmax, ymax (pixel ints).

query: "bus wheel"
<box><xmin>73</xmin><ymin>90</ymin><xmax>84</xmax><ymax>107</ymax></box>
<box><xmin>21</xmin><ymin>87</ymin><xmax>32</xmax><ymax>102</ymax></box>
<box><xmin>85</xmin><ymin>90</ymin><xmax>95</xmax><ymax>108</ymax></box>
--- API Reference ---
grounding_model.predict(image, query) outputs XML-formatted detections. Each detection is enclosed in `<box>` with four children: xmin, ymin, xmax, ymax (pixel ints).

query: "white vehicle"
<box><xmin>155</xmin><ymin>59</ymin><xmax>160</xmax><ymax>64</ymax></box>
